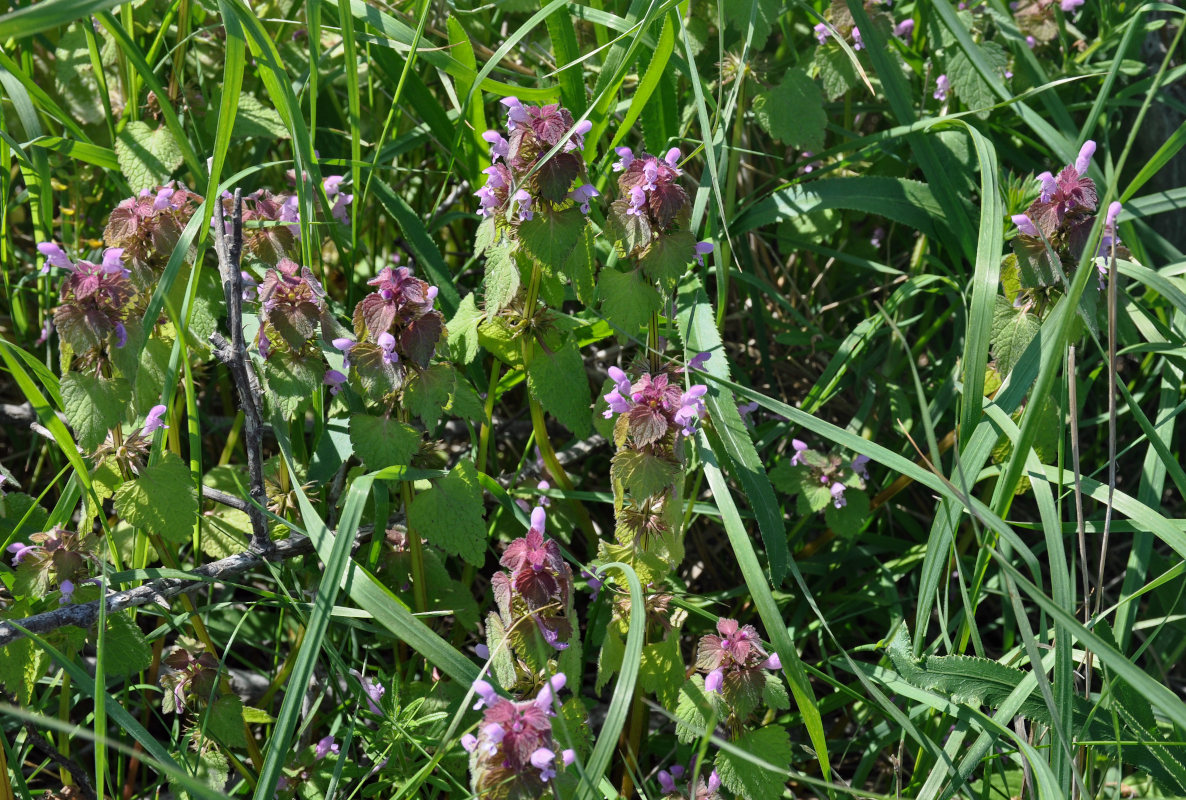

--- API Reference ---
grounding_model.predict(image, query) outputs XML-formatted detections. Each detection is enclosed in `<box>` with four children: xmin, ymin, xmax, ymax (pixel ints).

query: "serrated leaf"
<box><xmin>797</xmin><ymin>479</ymin><xmax>834</xmax><ymax>515</ymax></box>
<box><xmin>637</xmin><ymin>230</ymin><xmax>696</xmax><ymax>293</ymax></box>
<box><xmin>483</xmin><ymin>244</ymin><xmax>520</xmax><ymax>318</ymax></box>
<box><xmin>408</xmin><ymin>459</ymin><xmax>486</xmax><ymax>566</ymax></box>
<box><xmin>674</xmin><ymin>676</ymin><xmax>724</xmax><ymax>744</ymax></box>
<box><xmin>638</xmin><ymin>634</ymin><xmax>684</xmax><ymax>710</ymax></box>
<box><xmin>824</xmin><ymin>488</ymin><xmax>870</xmax><ymax>539</ymax></box>
<box><xmin>944</xmin><ymin>39</ymin><xmax>1008</xmax><ymax>119</ymax></box>
<box><xmin>53</xmin><ymin>24</ymin><xmax>114</xmax><ymax>126</ymax></box>
<box><xmin>349</xmin><ymin>414</ymin><xmax>420</xmax><ymax>471</ymax></box>
<box><xmin>610</xmin><ymin>449</ymin><xmax>682</xmax><ymax>499</ymax></box>
<box><xmin>526</xmin><ymin>340</ymin><xmax>591</xmax><ymax>438</ymax></box>
<box><xmin>263</xmin><ymin>354</ymin><xmax>324</xmax><ymax>418</ymax></box>
<box><xmin>722</xmin><ymin>0</ymin><xmax>781</xmax><ymax>48</ymax></box>
<box><xmin>565</xmin><ymin>223</ymin><xmax>597</xmax><ymax>306</ymax></box>
<box><xmin>596</xmin><ymin>626</ymin><xmax>625</xmax><ymax>693</ymax></box>
<box><xmin>113</xmin><ymin>453</ymin><xmax>197</xmax><ymax>543</ymax></box>
<box><xmin>753</xmin><ymin>68</ymin><xmax>826</xmax><ymax>152</ymax></box>
<box><xmin>204</xmin><ymin>92</ymin><xmax>289</xmax><ymax>140</ymax></box>
<box><xmin>814</xmin><ymin>45</ymin><xmax>859</xmax><ymax>100</ymax></box>
<box><xmin>597</xmin><ymin>268</ymin><xmax>662</xmax><ymax>339</ymax></box>
<box><xmin>61</xmin><ymin>370</ymin><xmax>131</xmax><ymax>451</ymax></box>
<box><xmin>447</xmin><ymin>293</ymin><xmax>483</xmax><ymax>365</ymax></box>
<box><xmin>715</xmin><ymin>726</ymin><xmax>793</xmax><ymax>800</ymax></box>
<box><xmin>116</xmin><ymin>120</ymin><xmax>184</xmax><ymax>193</ymax></box>
<box><xmin>133</xmin><ymin>336</ymin><xmax>172</xmax><ymax>415</ymax></box>
<box><xmin>0</xmin><ymin>493</ymin><xmax>49</xmax><ymax>540</ymax></box>
<box><xmin>518</xmin><ymin>208</ymin><xmax>587</xmax><ymax>275</ymax></box>
<box><xmin>990</xmin><ymin>296</ymin><xmax>1040</xmax><ymax>377</ymax></box>
<box><xmin>201</xmin><ymin>510</ymin><xmax>250</xmax><ymax>559</ymax></box>
<box><xmin>763</xmin><ymin>671</ymin><xmax>791</xmax><ymax>710</ymax></box>
<box><xmin>103</xmin><ymin>613</ymin><xmax>152</xmax><ymax>676</ymax></box>
<box><xmin>205</xmin><ymin>694</ymin><xmax>247</xmax><ymax>748</ymax></box>
<box><xmin>170</xmin><ymin>749</ymin><xmax>229</xmax><ymax>800</ymax></box>
<box><xmin>477</xmin><ymin>317</ymin><xmax>522</xmax><ymax>368</ymax></box>
<box><xmin>0</xmin><ymin>635</ymin><xmax>49</xmax><ymax>705</ymax></box>
<box><xmin>403</xmin><ymin>364</ymin><xmax>455</xmax><ymax>430</ymax></box>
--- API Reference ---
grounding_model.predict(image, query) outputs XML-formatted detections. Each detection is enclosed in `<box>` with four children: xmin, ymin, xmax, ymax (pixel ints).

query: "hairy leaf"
<box><xmin>753</xmin><ymin>68</ymin><xmax>827</xmax><ymax>152</ymax></box>
<box><xmin>350</xmin><ymin>414</ymin><xmax>421</xmax><ymax>471</ymax></box>
<box><xmin>526</xmin><ymin>339</ymin><xmax>592</xmax><ymax>438</ymax></box>
<box><xmin>113</xmin><ymin>453</ymin><xmax>197</xmax><ymax>543</ymax></box>
<box><xmin>61</xmin><ymin>370</ymin><xmax>131</xmax><ymax>451</ymax></box>
<box><xmin>408</xmin><ymin>458</ymin><xmax>486</xmax><ymax>566</ymax></box>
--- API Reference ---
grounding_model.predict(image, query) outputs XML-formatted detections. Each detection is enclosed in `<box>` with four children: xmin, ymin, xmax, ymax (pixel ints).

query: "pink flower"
<box><xmin>852</xmin><ymin>454</ymin><xmax>871</xmax><ymax>480</ymax></box>
<box><xmin>852</xmin><ymin>26</ymin><xmax>864</xmax><ymax>50</ymax></box>
<box><xmin>512</xmin><ymin>189</ymin><xmax>534</xmax><ymax>222</ymax></box>
<box><xmin>894</xmin><ymin>18</ymin><xmax>915</xmax><ymax>39</ymax></box>
<box><xmin>461</xmin><ymin>733</ymin><xmax>478</xmax><ymax>752</ymax></box>
<box><xmin>1012</xmin><ymin>214</ymin><xmax>1039</xmax><ymax>236</ymax></box>
<box><xmin>830</xmin><ymin>481</ymin><xmax>847</xmax><ymax>509</ymax></box>
<box><xmin>1075</xmin><ymin>140</ymin><xmax>1096</xmax><ymax>176</ymax></box>
<box><xmin>482</xmin><ymin>130</ymin><xmax>509</xmax><ymax>161</ymax></box>
<box><xmin>763</xmin><ymin>653</ymin><xmax>782</xmax><ymax>670</ymax></box>
<box><xmin>704</xmin><ymin>668</ymin><xmax>724</xmax><ymax>693</ymax></box>
<box><xmin>1060</xmin><ymin>0</ymin><xmax>1083</xmax><ymax>11</ymax></box>
<box><xmin>613</xmin><ymin>146</ymin><xmax>635</xmax><ymax>172</ymax></box>
<box><xmin>1036</xmin><ymin>171</ymin><xmax>1057</xmax><ymax>203</ymax></box>
<box><xmin>568</xmin><ymin>183</ymin><xmax>599</xmax><ymax>214</ymax></box>
<box><xmin>934</xmin><ymin>74</ymin><xmax>950</xmax><ymax>102</ymax></box>
<box><xmin>531</xmin><ymin>747</ymin><xmax>557</xmax><ymax>781</ymax></box>
<box><xmin>790</xmin><ymin>439</ymin><xmax>809</xmax><ymax>466</ymax></box>
<box><xmin>323</xmin><ymin>370</ymin><xmax>347</xmax><ymax>396</ymax></box>
<box><xmin>472</xmin><ymin>678</ymin><xmax>500</xmax><ymax>710</ymax></box>
<box><xmin>314</xmin><ymin>735</ymin><xmax>339</xmax><ymax>760</ymax></box>
<box><xmin>59</xmin><ymin>580</ymin><xmax>75</xmax><ymax>604</ymax></box>
<box><xmin>142</xmin><ymin>405</ymin><xmax>169</xmax><ymax>436</ymax></box>
<box><xmin>813</xmin><ymin>22</ymin><xmax>828</xmax><ymax>44</ymax></box>
<box><xmin>7</xmin><ymin>542</ymin><xmax>39</xmax><ymax>565</ymax></box>
<box><xmin>694</xmin><ymin>240</ymin><xmax>714</xmax><ymax>266</ymax></box>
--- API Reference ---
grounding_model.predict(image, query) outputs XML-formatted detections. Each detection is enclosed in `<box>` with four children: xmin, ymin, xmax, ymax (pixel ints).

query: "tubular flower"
<box><xmin>610</xmin><ymin>148</ymin><xmax>691</xmax><ymax>242</ymax></box>
<box><xmin>655</xmin><ymin>760</ymin><xmax>724</xmax><ymax>800</ymax></box>
<box><xmin>52</xmin><ymin>248</ymin><xmax>138</xmax><ymax>354</ymax></box>
<box><xmin>813</xmin><ymin>22</ymin><xmax>829</xmax><ymax>44</ymax></box>
<box><xmin>933</xmin><ymin>74</ymin><xmax>951</xmax><ymax>102</ymax></box>
<box><xmin>894</xmin><ymin>18</ymin><xmax>915</xmax><ymax>39</ymax></box>
<box><xmin>488</xmin><ymin>505</ymin><xmax>577</xmax><ymax>656</ymax></box>
<box><xmin>466</xmin><ymin>675</ymin><xmax>576</xmax><ymax>797</ymax></box>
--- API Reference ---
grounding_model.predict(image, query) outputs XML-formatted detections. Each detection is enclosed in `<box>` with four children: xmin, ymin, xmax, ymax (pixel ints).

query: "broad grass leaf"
<box><xmin>408</xmin><ymin>458</ymin><xmax>486</xmax><ymax>567</ymax></box>
<box><xmin>349</xmin><ymin>414</ymin><xmax>420</xmax><ymax>470</ymax></box>
<box><xmin>526</xmin><ymin>339</ymin><xmax>592</xmax><ymax>438</ymax></box>
<box><xmin>60</xmin><ymin>370</ymin><xmax>131</xmax><ymax>451</ymax></box>
<box><xmin>116</xmin><ymin>121</ymin><xmax>184</xmax><ymax>193</ymax></box>
<box><xmin>113</xmin><ymin>453</ymin><xmax>197</xmax><ymax>544</ymax></box>
<box><xmin>753</xmin><ymin>68</ymin><xmax>827</xmax><ymax>152</ymax></box>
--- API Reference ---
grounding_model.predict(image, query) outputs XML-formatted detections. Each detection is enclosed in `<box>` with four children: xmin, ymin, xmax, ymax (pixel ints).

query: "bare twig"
<box><xmin>0</xmin><ymin>526</ymin><xmax>377</xmax><ymax>649</ymax></box>
<box><xmin>211</xmin><ymin>189</ymin><xmax>271</xmax><ymax>556</ymax></box>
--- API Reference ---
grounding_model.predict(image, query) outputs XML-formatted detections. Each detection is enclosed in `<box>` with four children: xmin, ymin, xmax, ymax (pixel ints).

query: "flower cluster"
<box><xmin>475</xmin><ymin>99</ymin><xmax>595</xmax><ymax>223</ymax></box>
<box><xmin>103</xmin><ymin>182</ymin><xmax>201</xmax><ymax>283</ymax></box>
<box><xmin>695</xmin><ymin>618</ymin><xmax>782</xmax><ymax>699</ymax></box>
<box><xmin>6</xmin><ymin>525</ymin><xmax>93</xmax><ymax>601</ymax></box>
<box><xmin>216</xmin><ymin>189</ymin><xmax>300</xmax><ymax>266</ymax></box>
<box><xmin>790</xmin><ymin>439</ymin><xmax>868</xmax><ymax>509</ymax></box>
<box><xmin>253</xmin><ymin>257</ymin><xmax>328</xmax><ymax>359</ymax></box>
<box><xmin>603</xmin><ymin>364</ymin><xmax>708</xmax><ymax>447</ymax></box>
<box><xmin>1010</xmin><ymin>140</ymin><xmax>1125</xmax><ymax>283</ymax></box>
<box><xmin>656</xmin><ymin>761</ymin><xmax>724</xmax><ymax>800</ymax></box>
<box><xmin>489</xmin><ymin>506</ymin><xmax>576</xmax><ymax>654</ymax></box>
<box><xmin>333</xmin><ymin>259</ymin><xmax>445</xmax><ymax>399</ymax></box>
<box><xmin>44</xmin><ymin>245</ymin><xmax>137</xmax><ymax>355</ymax></box>
<box><xmin>463</xmin><ymin>674</ymin><xmax>576</xmax><ymax>797</ymax></box>
<box><xmin>159</xmin><ymin>645</ymin><xmax>221</xmax><ymax>714</ymax></box>
<box><xmin>610</xmin><ymin>147</ymin><xmax>690</xmax><ymax>236</ymax></box>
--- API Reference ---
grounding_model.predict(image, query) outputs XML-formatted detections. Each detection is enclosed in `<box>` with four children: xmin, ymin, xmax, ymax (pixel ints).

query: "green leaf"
<box><xmin>483</xmin><ymin>244</ymin><xmax>520</xmax><ymax>318</ymax></box>
<box><xmin>722</xmin><ymin>0</ymin><xmax>781</xmax><ymax>48</ymax></box>
<box><xmin>52</xmin><ymin>23</ymin><xmax>115</xmax><ymax>126</ymax></box>
<box><xmin>597</xmin><ymin>268</ymin><xmax>661</xmax><ymax>339</ymax></box>
<box><xmin>205</xmin><ymin>694</ymin><xmax>247</xmax><ymax>748</ymax></box>
<box><xmin>518</xmin><ymin>208</ymin><xmax>588</xmax><ymax>276</ymax></box>
<box><xmin>115</xmin><ymin>120</ymin><xmax>184</xmax><ymax>193</ymax></box>
<box><xmin>201</xmin><ymin>510</ymin><xmax>250</xmax><ymax>559</ymax></box>
<box><xmin>989</xmin><ymin>296</ymin><xmax>1040</xmax><ymax>377</ymax></box>
<box><xmin>637</xmin><ymin>230</ymin><xmax>696</xmax><ymax>293</ymax></box>
<box><xmin>263</xmin><ymin>354</ymin><xmax>324</xmax><ymax>418</ymax></box>
<box><xmin>762</xmin><ymin>671</ymin><xmax>790</xmax><ymax>711</ymax></box>
<box><xmin>170</xmin><ymin>749</ymin><xmax>230</xmax><ymax>800</ymax></box>
<box><xmin>944</xmin><ymin>39</ymin><xmax>1008</xmax><ymax>119</ymax></box>
<box><xmin>102</xmin><ymin>613</ymin><xmax>152</xmax><ymax>676</ymax></box>
<box><xmin>403</xmin><ymin>364</ymin><xmax>455</xmax><ymax>430</ymax></box>
<box><xmin>674</xmin><ymin>675</ymin><xmax>721</xmax><ymax>744</ymax></box>
<box><xmin>813</xmin><ymin>44</ymin><xmax>860</xmax><ymax>100</ymax></box>
<box><xmin>753</xmin><ymin>68</ymin><xmax>826</xmax><ymax>152</ymax></box>
<box><xmin>446</xmin><ymin>293</ymin><xmax>483</xmax><ymax>365</ymax></box>
<box><xmin>638</xmin><ymin>634</ymin><xmax>683</xmax><ymax>710</ymax></box>
<box><xmin>113</xmin><ymin>453</ymin><xmax>198</xmax><ymax>543</ymax></box>
<box><xmin>349</xmin><ymin>414</ymin><xmax>421</xmax><ymax>471</ymax></box>
<box><xmin>0</xmin><ymin>635</ymin><xmax>49</xmax><ymax>704</ymax></box>
<box><xmin>566</xmin><ymin>204</ymin><xmax>597</xmax><ymax>307</ymax></box>
<box><xmin>408</xmin><ymin>458</ymin><xmax>486</xmax><ymax>566</ymax></box>
<box><xmin>203</xmin><ymin>92</ymin><xmax>289</xmax><ymax>140</ymax></box>
<box><xmin>610</xmin><ymin>449</ymin><xmax>682</xmax><ymax>499</ymax></box>
<box><xmin>824</xmin><ymin>488</ymin><xmax>870</xmax><ymax>539</ymax></box>
<box><xmin>0</xmin><ymin>493</ymin><xmax>49</xmax><ymax>540</ymax></box>
<box><xmin>715</xmin><ymin>725</ymin><xmax>793</xmax><ymax>800</ymax></box>
<box><xmin>526</xmin><ymin>340</ymin><xmax>592</xmax><ymax>438</ymax></box>
<box><xmin>132</xmin><ymin>337</ymin><xmax>172</xmax><ymax>416</ymax></box>
<box><xmin>60</xmin><ymin>370</ymin><xmax>131</xmax><ymax>451</ymax></box>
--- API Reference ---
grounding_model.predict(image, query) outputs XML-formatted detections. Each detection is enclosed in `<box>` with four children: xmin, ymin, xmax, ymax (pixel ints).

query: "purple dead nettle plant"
<box><xmin>656</xmin><ymin>761</ymin><xmax>725</xmax><ymax>800</ymax></box>
<box><xmin>252</xmin><ymin>257</ymin><xmax>329</xmax><ymax>362</ymax></box>
<box><xmin>43</xmin><ymin>244</ymin><xmax>138</xmax><ymax>357</ymax></box>
<box><xmin>693</xmin><ymin>618</ymin><xmax>786</xmax><ymax>735</ymax></box>
<box><xmin>788</xmin><ymin>439</ymin><xmax>869</xmax><ymax>510</ymax></box>
<box><xmin>159</xmin><ymin>642</ymin><xmax>223</xmax><ymax>715</ymax></box>
<box><xmin>1009</xmin><ymin>140</ymin><xmax>1126</xmax><ymax>292</ymax></box>
<box><xmin>331</xmin><ymin>258</ymin><xmax>446</xmax><ymax>401</ymax></box>
<box><xmin>485</xmin><ymin>506</ymin><xmax>579</xmax><ymax>680</ymax></box>
<box><xmin>103</xmin><ymin>182</ymin><xmax>202</xmax><ymax>285</ymax></box>
<box><xmin>464</xmin><ymin>672</ymin><xmax>577</xmax><ymax>798</ymax></box>
<box><xmin>90</xmin><ymin>404</ymin><xmax>170</xmax><ymax>476</ymax></box>
<box><xmin>6</xmin><ymin>525</ymin><xmax>95</xmax><ymax>601</ymax></box>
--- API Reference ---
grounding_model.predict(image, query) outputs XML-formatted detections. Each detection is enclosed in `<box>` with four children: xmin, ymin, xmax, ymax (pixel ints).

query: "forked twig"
<box><xmin>210</xmin><ymin>189</ymin><xmax>271</xmax><ymax>556</ymax></box>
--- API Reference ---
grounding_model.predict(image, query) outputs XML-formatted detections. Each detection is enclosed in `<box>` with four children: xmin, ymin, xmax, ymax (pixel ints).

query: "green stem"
<box><xmin>715</xmin><ymin>74</ymin><xmax>747</xmax><ymax>331</ymax></box>
<box><xmin>399</xmin><ymin>408</ymin><xmax>430</xmax><ymax>615</ymax></box>
<box><xmin>648</xmin><ymin>309</ymin><xmax>662</xmax><ymax>373</ymax></box>
<box><xmin>477</xmin><ymin>358</ymin><xmax>501</xmax><ymax>475</ymax></box>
